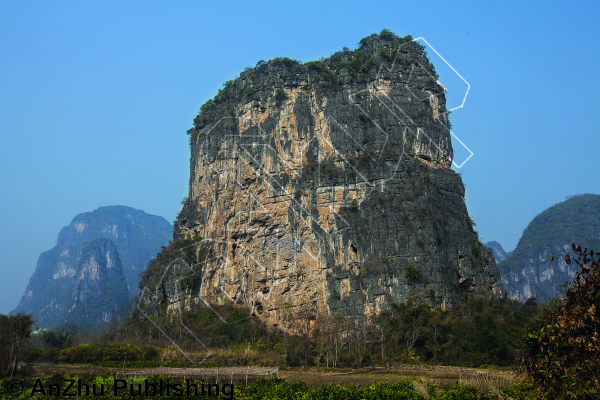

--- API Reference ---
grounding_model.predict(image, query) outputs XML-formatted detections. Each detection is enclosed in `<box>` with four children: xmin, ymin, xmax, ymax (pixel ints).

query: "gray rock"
<box><xmin>12</xmin><ymin>205</ymin><xmax>171</xmax><ymax>328</ymax></box>
<box><xmin>141</xmin><ymin>33</ymin><xmax>506</xmax><ymax>328</ymax></box>
<box><xmin>485</xmin><ymin>241</ymin><xmax>509</xmax><ymax>263</ymax></box>
<box><xmin>498</xmin><ymin>193</ymin><xmax>600</xmax><ymax>304</ymax></box>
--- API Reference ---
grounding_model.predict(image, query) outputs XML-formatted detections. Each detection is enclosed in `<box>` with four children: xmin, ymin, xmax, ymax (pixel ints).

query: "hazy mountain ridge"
<box><xmin>64</xmin><ymin>237</ymin><xmax>130</xmax><ymax>328</ymax></box>
<box><xmin>11</xmin><ymin>206</ymin><xmax>171</xmax><ymax>328</ymax></box>
<box><xmin>497</xmin><ymin>193</ymin><xmax>600</xmax><ymax>303</ymax></box>
<box><xmin>485</xmin><ymin>241</ymin><xmax>510</xmax><ymax>263</ymax></box>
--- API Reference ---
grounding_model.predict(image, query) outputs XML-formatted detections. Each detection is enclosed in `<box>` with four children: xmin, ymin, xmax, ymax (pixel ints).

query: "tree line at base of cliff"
<box><xmin>3</xmin><ymin>243</ymin><xmax>598</xmax><ymax>398</ymax></box>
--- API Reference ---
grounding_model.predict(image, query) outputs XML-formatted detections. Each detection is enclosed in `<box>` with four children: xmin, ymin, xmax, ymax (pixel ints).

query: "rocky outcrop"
<box><xmin>140</xmin><ymin>32</ymin><xmax>506</xmax><ymax>328</ymax></box>
<box><xmin>485</xmin><ymin>241</ymin><xmax>510</xmax><ymax>263</ymax></box>
<box><xmin>12</xmin><ymin>205</ymin><xmax>171</xmax><ymax>328</ymax></box>
<box><xmin>64</xmin><ymin>238</ymin><xmax>129</xmax><ymax>328</ymax></box>
<box><xmin>498</xmin><ymin>194</ymin><xmax>600</xmax><ymax>304</ymax></box>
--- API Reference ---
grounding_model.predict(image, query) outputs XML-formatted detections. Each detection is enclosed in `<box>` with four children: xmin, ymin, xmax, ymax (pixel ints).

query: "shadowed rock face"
<box><xmin>65</xmin><ymin>238</ymin><xmax>129</xmax><ymax>328</ymax></box>
<box><xmin>149</xmin><ymin>33</ymin><xmax>506</xmax><ymax>327</ymax></box>
<box><xmin>486</xmin><ymin>241</ymin><xmax>509</xmax><ymax>263</ymax></box>
<box><xmin>498</xmin><ymin>194</ymin><xmax>600</xmax><ymax>304</ymax></box>
<box><xmin>12</xmin><ymin>205</ymin><xmax>171</xmax><ymax>328</ymax></box>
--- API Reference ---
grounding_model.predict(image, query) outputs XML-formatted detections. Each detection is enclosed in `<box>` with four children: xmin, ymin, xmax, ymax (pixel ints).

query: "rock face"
<box><xmin>498</xmin><ymin>194</ymin><xmax>600</xmax><ymax>304</ymax></box>
<box><xmin>485</xmin><ymin>241</ymin><xmax>510</xmax><ymax>263</ymax></box>
<box><xmin>12</xmin><ymin>205</ymin><xmax>171</xmax><ymax>328</ymax></box>
<box><xmin>142</xmin><ymin>32</ymin><xmax>506</xmax><ymax>328</ymax></box>
<box><xmin>64</xmin><ymin>238</ymin><xmax>130</xmax><ymax>328</ymax></box>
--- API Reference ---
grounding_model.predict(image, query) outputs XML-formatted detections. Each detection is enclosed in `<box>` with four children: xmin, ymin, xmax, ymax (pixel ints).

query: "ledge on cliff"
<box><xmin>138</xmin><ymin>30</ymin><xmax>506</xmax><ymax>331</ymax></box>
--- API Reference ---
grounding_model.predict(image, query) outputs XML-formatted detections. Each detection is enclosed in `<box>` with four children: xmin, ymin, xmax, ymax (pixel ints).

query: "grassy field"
<box><xmin>22</xmin><ymin>363</ymin><xmax>521</xmax><ymax>397</ymax></box>
<box><xmin>279</xmin><ymin>366</ymin><xmax>518</xmax><ymax>394</ymax></box>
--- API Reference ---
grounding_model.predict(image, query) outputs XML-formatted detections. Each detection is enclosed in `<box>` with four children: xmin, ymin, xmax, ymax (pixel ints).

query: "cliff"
<box><xmin>498</xmin><ymin>193</ymin><xmax>600</xmax><ymax>303</ymax></box>
<box><xmin>486</xmin><ymin>241</ymin><xmax>510</xmax><ymax>263</ymax></box>
<box><xmin>12</xmin><ymin>205</ymin><xmax>172</xmax><ymax>328</ymax></box>
<box><xmin>139</xmin><ymin>31</ymin><xmax>506</xmax><ymax>329</ymax></box>
<box><xmin>64</xmin><ymin>238</ymin><xmax>130</xmax><ymax>328</ymax></box>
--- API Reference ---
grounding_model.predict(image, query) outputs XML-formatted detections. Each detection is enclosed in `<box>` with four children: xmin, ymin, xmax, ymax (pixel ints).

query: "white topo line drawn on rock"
<box><xmin>140</xmin><ymin>37</ymin><xmax>473</xmax><ymax>365</ymax></box>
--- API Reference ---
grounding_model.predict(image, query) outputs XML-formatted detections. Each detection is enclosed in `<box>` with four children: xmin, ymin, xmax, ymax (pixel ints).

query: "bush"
<box><xmin>405</xmin><ymin>265</ymin><xmax>422</xmax><ymax>281</ymax></box>
<box><xmin>275</xmin><ymin>89</ymin><xmax>288</xmax><ymax>102</ymax></box>
<box><xmin>272</xmin><ymin>57</ymin><xmax>299</xmax><ymax>68</ymax></box>
<box><xmin>379</xmin><ymin>28</ymin><xmax>396</xmax><ymax>41</ymax></box>
<box><xmin>516</xmin><ymin>244</ymin><xmax>600</xmax><ymax>398</ymax></box>
<box><xmin>58</xmin><ymin>343</ymin><xmax>161</xmax><ymax>363</ymax></box>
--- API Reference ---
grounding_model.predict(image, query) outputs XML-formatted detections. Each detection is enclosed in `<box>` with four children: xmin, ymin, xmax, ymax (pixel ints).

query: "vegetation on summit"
<box><xmin>187</xmin><ymin>29</ymin><xmax>428</xmax><ymax>134</ymax></box>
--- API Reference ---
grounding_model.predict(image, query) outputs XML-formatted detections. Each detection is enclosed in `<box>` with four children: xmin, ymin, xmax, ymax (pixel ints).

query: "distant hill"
<box><xmin>485</xmin><ymin>241</ymin><xmax>510</xmax><ymax>263</ymax></box>
<box><xmin>498</xmin><ymin>194</ymin><xmax>600</xmax><ymax>303</ymax></box>
<box><xmin>64</xmin><ymin>238</ymin><xmax>130</xmax><ymax>328</ymax></box>
<box><xmin>11</xmin><ymin>206</ymin><xmax>171</xmax><ymax>328</ymax></box>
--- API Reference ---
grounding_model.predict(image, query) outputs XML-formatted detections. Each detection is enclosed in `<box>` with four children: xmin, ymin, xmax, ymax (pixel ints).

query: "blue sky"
<box><xmin>1</xmin><ymin>0</ymin><xmax>598</xmax><ymax>314</ymax></box>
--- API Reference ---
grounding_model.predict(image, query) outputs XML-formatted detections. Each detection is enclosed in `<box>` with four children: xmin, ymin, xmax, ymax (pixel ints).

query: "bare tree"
<box><xmin>375</xmin><ymin>311</ymin><xmax>394</xmax><ymax>366</ymax></box>
<box><xmin>428</xmin><ymin>314</ymin><xmax>442</xmax><ymax>362</ymax></box>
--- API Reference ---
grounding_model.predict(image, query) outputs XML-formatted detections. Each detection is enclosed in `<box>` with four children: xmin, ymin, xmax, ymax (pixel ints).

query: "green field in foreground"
<box><xmin>2</xmin><ymin>374</ymin><xmax>539</xmax><ymax>399</ymax></box>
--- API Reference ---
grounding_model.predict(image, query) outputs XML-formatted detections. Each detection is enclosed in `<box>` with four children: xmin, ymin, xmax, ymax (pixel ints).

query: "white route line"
<box><xmin>375</xmin><ymin>37</ymin><xmax>473</xmax><ymax>168</ymax></box>
<box><xmin>144</xmin><ymin>37</ymin><xmax>473</xmax><ymax>365</ymax></box>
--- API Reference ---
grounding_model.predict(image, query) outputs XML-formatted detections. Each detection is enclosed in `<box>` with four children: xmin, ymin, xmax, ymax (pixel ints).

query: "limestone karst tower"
<box><xmin>141</xmin><ymin>31</ymin><xmax>506</xmax><ymax>328</ymax></box>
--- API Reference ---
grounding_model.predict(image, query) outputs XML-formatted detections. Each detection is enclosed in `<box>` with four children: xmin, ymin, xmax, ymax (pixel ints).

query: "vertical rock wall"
<box><xmin>166</xmin><ymin>34</ymin><xmax>506</xmax><ymax>327</ymax></box>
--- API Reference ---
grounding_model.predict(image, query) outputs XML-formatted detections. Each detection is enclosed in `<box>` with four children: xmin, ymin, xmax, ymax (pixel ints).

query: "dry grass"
<box><xmin>278</xmin><ymin>366</ymin><xmax>520</xmax><ymax>393</ymax></box>
<box><xmin>456</xmin><ymin>370</ymin><xmax>516</xmax><ymax>395</ymax></box>
<box><xmin>23</xmin><ymin>362</ymin><xmax>520</xmax><ymax>395</ymax></box>
<box><xmin>281</xmin><ymin>367</ymin><xmax>458</xmax><ymax>387</ymax></box>
<box><xmin>27</xmin><ymin>364</ymin><xmax>122</xmax><ymax>377</ymax></box>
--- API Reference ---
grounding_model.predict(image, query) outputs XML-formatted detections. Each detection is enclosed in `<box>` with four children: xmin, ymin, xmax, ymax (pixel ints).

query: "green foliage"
<box><xmin>190</xmin><ymin>31</ymin><xmax>428</xmax><ymax>130</ymax></box>
<box><xmin>306</xmin><ymin>60</ymin><xmax>342</xmax><ymax>92</ymax></box>
<box><xmin>244</xmin><ymin>86</ymin><xmax>254</xmax><ymax>96</ymax></box>
<box><xmin>516</xmin><ymin>244</ymin><xmax>600</xmax><ymax>398</ymax></box>
<box><xmin>193</xmin><ymin>79</ymin><xmax>235</xmax><ymax>127</ymax></box>
<box><xmin>359</xmin><ymin>33</ymin><xmax>378</xmax><ymax>46</ymax></box>
<box><xmin>0</xmin><ymin>313</ymin><xmax>36</xmax><ymax>375</ymax></box>
<box><xmin>499</xmin><ymin>194</ymin><xmax>600</xmax><ymax>274</ymax></box>
<box><xmin>138</xmin><ymin>234</ymin><xmax>203</xmax><ymax>291</ymax></box>
<box><xmin>226</xmin><ymin>307</ymin><xmax>249</xmax><ymax>323</ymax></box>
<box><xmin>405</xmin><ymin>265</ymin><xmax>422</xmax><ymax>281</ymax></box>
<box><xmin>91</xmin><ymin>360</ymin><xmax>192</xmax><ymax>368</ymax></box>
<box><xmin>336</xmin><ymin>293</ymin><xmax>539</xmax><ymax>369</ymax></box>
<box><xmin>41</xmin><ymin>329</ymin><xmax>72</xmax><ymax>349</ymax></box>
<box><xmin>472</xmin><ymin>247</ymin><xmax>481</xmax><ymax>257</ymax></box>
<box><xmin>0</xmin><ymin>374</ymin><xmax>540</xmax><ymax>400</ymax></box>
<box><xmin>379</xmin><ymin>28</ymin><xmax>396</xmax><ymax>41</ymax></box>
<box><xmin>179</xmin><ymin>247</ymin><xmax>206</xmax><ymax>291</ymax></box>
<box><xmin>306</xmin><ymin>60</ymin><xmax>326</xmax><ymax>73</ymax></box>
<box><xmin>429</xmin><ymin>288</ymin><xmax>436</xmax><ymax>303</ymax></box>
<box><xmin>274</xmin><ymin>89</ymin><xmax>288</xmax><ymax>102</ymax></box>
<box><xmin>344</xmin><ymin>50</ymin><xmax>378</xmax><ymax>83</ymax></box>
<box><xmin>58</xmin><ymin>343</ymin><xmax>161</xmax><ymax>363</ymax></box>
<box><xmin>271</xmin><ymin>57</ymin><xmax>299</xmax><ymax>68</ymax></box>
